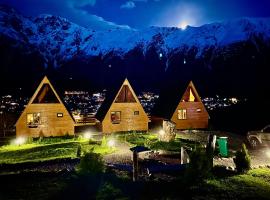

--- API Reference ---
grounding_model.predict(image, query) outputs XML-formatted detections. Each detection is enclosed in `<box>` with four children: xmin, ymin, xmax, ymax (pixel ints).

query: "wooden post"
<box><xmin>206</xmin><ymin>134</ymin><xmax>216</xmax><ymax>168</ymax></box>
<box><xmin>132</xmin><ymin>151</ymin><xmax>138</xmax><ymax>182</ymax></box>
<box><xmin>180</xmin><ymin>147</ymin><xmax>184</xmax><ymax>164</ymax></box>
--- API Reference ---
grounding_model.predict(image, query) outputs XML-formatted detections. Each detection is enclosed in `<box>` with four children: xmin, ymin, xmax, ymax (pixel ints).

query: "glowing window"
<box><xmin>57</xmin><ymin>113</ymin><xmax>63</xmax><ymax>117</ymax></box>
<box><xmin>196</xmin><ymin>108</ymin><xmax>202</xmax><ymax>112</ymax></box>
<box><xmin>178</xmin><ymin>109</ymin><xmax>187</xmax><ymax>120</ymax></box>
<box><xmin>111</xmin><ymin>111</ymin><xmax>121</xmax><ymax>124</ymax></box>
<box><xmin>27</xmin><ymin>113</ymin><xmax>41</xmax><ymax>126</ymax></box>
<box><xmin>189</xmin><ymin>89</ymin><xmax>195</xmax><ymax>102</ymax></box>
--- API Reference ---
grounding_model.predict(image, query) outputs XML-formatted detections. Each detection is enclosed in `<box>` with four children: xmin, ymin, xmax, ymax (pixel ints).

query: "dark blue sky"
<box><xmin>1</xmin><ymin>0</ymin><xmax>270</xmax><ymax>30</ymax></box>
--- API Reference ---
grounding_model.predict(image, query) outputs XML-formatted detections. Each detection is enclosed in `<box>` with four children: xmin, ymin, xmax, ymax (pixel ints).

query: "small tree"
<box><xmin>77</xmin><ymin>144</ymin><xmax>82</xmax><ymax>157</ymax></box>
<box><xmin>101</xmin><ymin>136</ymin><xmax>107</xmax><ymax>147</ymax></box>
<box><xmin>185</xmin><ymin>146</ymin><xmax>212</xmax><ymax>183</ymax></box>
<box><xmin>234</xmin><ymin>143</ymin><xmax>251</xmax><ymax>173</ymax></box>
<box><xmin>76</xmin><ymin>151</ymin><xmax>105</xmax><ymax>175</ymax></box>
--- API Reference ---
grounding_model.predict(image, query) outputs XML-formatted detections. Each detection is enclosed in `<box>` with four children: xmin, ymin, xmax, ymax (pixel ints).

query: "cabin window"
<box><xmin>27</xmin><ymin>113</ymin><xmax>41</xmax><ymax>126</ymax></box>
<box><xmin>196</xmin><ymin>108</ymin><xmax>202</xmax><ymax>112</ymax></box>
<box><xmin>33</xmin><ymin>84</ymin><xmax>59</xmax><ymax>104</ymax></box>
<box><xmin>178</xmin><ymin>109</ymin><xmax>187</xmax><ymax>120</ymax></box>
<box><xmin>57</xmin><ymin>113</ymin><xmax>63</xmax><ymax>117</ymax></box>
<box><xmin>115</xmin><ymin>85</ymin><xmax>136</xmax><ymax>103</ymax></box>
<box><xmin>134</xmin><ymin>111</ymin><xmax>139</xmax><ymax>115</ymax></box>
<box><xmin>189</xmin><ymin>89</ymin><xmax>195</xmax><ymax>102</ymax></box>
<box><xmin>111</xmin><ymin>111</ymin><xmax>121</xmax><ymax>124</ymax></box>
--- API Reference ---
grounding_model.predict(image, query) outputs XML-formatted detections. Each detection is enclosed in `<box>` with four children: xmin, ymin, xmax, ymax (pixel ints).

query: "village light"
<box><xmin>83</xmin><ymin>132</ymin><xmax>92</xmax><ymax>139</ymax></box>
<box><xmin>108</xmin><ymin>139</ymin><xmax>115</xmax><ymax>148</ymax></box>
<box><xmin>13</xmin><ymin>137</ymin><xmax>26</xmax><ymax>146</ymax></box>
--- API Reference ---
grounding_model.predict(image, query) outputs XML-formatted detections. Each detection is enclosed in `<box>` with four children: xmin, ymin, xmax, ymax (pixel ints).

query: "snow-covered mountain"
<box><xmin>1</xmin><ymin>4</ymin><xmax>270</xmax><ymax>99</ymax></box>
<box><xmin>1</xmin><ymin>5</ymin><xmax>270</xmax><ymax>69</ymax></box>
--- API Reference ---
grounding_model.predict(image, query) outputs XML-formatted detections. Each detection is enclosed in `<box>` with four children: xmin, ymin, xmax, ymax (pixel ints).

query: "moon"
<box><xmin>179</xmin><ymin>20</ymin><xmax>188</xmax><ymax>30</ymax></box>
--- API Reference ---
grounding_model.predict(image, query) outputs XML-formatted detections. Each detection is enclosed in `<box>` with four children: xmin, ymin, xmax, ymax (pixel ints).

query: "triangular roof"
<box><xmin>16</xmin><ymin>76</ymin><xmax>75</xmax><ymax>125</ymax></box>
<box><xmin>153</xmin><ymin>81</ymin><xmax>208</xmax><ymax>119</ymax></box>
<box><xmin>95</xmin><ymin>78</ymin><xmax>149</xmax><ymax>122</ymax></box>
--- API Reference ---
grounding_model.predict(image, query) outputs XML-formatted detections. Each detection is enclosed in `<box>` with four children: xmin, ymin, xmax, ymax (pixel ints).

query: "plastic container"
<box><xmin>217</xmin><ymin>137</ymin><xmax>228</xmax><ymax>157</ymax></box>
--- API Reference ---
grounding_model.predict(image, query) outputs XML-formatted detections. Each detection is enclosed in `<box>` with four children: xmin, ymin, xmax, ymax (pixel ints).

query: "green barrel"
<box><xmin>217</xmin><ymin>137</ymin><xmax>228</xmax><ymax>157</ymax></box>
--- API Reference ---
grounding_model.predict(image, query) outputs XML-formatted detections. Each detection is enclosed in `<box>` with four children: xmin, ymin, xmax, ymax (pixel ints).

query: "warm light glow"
<box><xmin>179</xmin><ymin>21</ymin><xmax>188</xmax><ymax>30</ymax></box>
<box><xmin>83</xmin><ymin>132</ymin><xmax>92</xmax><ymax>139</ymax></box>
<box><xmin>189</xmin><ymin>89</ymin><xmax>195</xmax><ymax>102</ymax></box>
<box><xmin>266</xmin><ymin>149</ymin><xmax>270</xmax><ymax>158</ymax></box>
<box><xmin>159</xmin><ymin>130</ymin><xmax>165</xmax><ymax>136</ymax></box>
<box><xmin>13</xmin><ymin>137</ymin><xmax>26</xmax><ymax>146</ymax></box>
<box><xmin>108</xmin><ymin>139</ymin><xmax>115</xmax><ymax>148</ymax></box>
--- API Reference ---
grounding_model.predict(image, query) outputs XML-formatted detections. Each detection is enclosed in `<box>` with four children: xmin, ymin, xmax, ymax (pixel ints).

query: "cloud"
<box><xmin>1</xmin><ymin>0</ymin><xmax>132</xmax><ymax>30</ymax></box>
<box><xmin>120</xmin><ymin>1</ymin><xmax>136</xmax><ymax>9</ymax></box>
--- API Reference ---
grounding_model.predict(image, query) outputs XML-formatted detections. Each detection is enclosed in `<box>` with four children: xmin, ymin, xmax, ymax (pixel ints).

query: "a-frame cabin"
<box><xmin>96</xmin><ymin>78</ymin><xmax>150</xmax><ymax>134</ymax></box>
<box><xmin>171</xmin><ymin>81</ymin><xmax>209</xmax><ymax>129</ymax></box>
<box><xmin>16</xmin><ymin>76</ymin><xmax>75</xmax><ymax>137</ymax></box>
<box><xmin>153</xmin><ymin>81</ymin><xmax>209</xmax><ymax>130</ymax></box>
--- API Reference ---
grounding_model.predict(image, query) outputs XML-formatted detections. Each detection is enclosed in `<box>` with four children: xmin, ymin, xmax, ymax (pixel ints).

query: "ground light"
<box><xmin>108</xmin><ymin>139</ymin><xmax>115</xmax><ymax>148</ymax></box>
<box><xmin>159</xmin><ymin>129</ymin><xmax>165</xmax><ymax>136</ymax></box>
<box><xmin>83</xmin><ymin>132</ymin><xmax>92</xmax><ymax>139</ymax></box>
<box><xmin>266</xmin><ymin>149</ymin><xmax>270</xmax><ymax>158</ymax></box>
<box><xmin>13</xmin><ymin>137</ymin><xmax>26</xmax><ymax>146</ymax></box>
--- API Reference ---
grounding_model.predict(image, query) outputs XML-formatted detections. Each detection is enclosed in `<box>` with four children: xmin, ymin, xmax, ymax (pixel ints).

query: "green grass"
<box><xmin>1</xmin><ymin>168</ymin><xmax>270</xmax><ymax>199</ymax></box>
<box><xmin>204</xmin><ymin>168</ymin><xmax>270</xmax><ymax>199</ymax></box>
<box><xmin>118</xmin><ymin>132</ymin><xmax>198</xmax><ymax>152</ymax></box>
<box><xmin>0</xmin><ymin>137</ymin><xmax>114</xmax><ymax>164</ymax></box>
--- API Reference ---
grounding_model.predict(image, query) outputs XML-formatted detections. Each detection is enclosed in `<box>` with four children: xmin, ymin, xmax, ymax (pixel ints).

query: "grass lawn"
<box><xmin>0</xmin><ymin>137</ymin><xmax>115</xmax><ymax>164</ymax></box>
<box><xmin>118</xmin><ymin>132</ymin><xmax>199</xmax><ymax>152</ymax></box>
<box><xmin>1</xmin><ymin>168</ymin><xmax>270</xmax><ymax>199</ymax></box>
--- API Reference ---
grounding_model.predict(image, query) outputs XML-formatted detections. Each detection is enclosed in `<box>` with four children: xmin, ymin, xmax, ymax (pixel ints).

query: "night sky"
<box><xmin>1</xmin><ymin>0</ymin><xmax>270</xmax><ymax>30</ymax></box>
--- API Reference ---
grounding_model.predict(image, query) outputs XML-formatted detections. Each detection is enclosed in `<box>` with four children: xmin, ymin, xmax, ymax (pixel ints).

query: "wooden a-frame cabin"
<box><xmin>16</xmin><ymin>76</ymin><xmax>75</xmax><ymax>137</ymax></box>
<box><xmin>153</xmin><ymin>81</ymin><xmax>209</xmax><ymax>130</ymax></box>
<box><xmin>96</xmin><ymin>78</ymin><xmax>150</xmax><ymax>134</ymax></box>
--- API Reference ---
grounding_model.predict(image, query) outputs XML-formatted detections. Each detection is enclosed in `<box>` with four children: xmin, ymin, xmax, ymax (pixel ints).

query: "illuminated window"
<box><xmin>178</xmin><ymin>109</ymin><xmax>187</xmax><ymax>120</ymax></box>
<box><xmin>57</xmin><ymin>113</ymin><xmax>63</xmax><ymax>117</ymax></box>
<box><xmin>196</xmin><ymin>108</ymin><xmax>201</xmax><ymax>112</ymax></box>
<box><xmin>27</xmin><ymin>113</ymin><xmax>41</xmax><ymax>126</ymax></box>
<box><xmin>134</xmin><ymin>111</ymin><xmax>139</xmax><ymax>115</ymax></box>
<box><xmin>189</xmin><ymin>89</ymin><xmax>195</xmax><ymax>102</ymax></box>
<box><xmin>111</xmin><ymin>111</ymin><xmax>121</xmax><ymax>124</ymax></box>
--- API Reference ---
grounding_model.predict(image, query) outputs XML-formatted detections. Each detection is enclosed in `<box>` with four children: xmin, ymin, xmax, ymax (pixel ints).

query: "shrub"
<box><xmin>77</xmin><ymin>144</ymin><xmax>82</xmax><ymax>157</ymax></box>
<box><xmin>185</xmin><ymin>146</ymin><xmax>212</xmax><ymax>183</ymax></box>
<box><xmin>101</xmin><ymin>136</ymin><xmax>107</xmax><ymax>147</ymax></box>
<box><xmin>234</xmin><ymin>143</ymin><xmax>251</xmax><ymax>173</ymax></box>
<box><xmin>96</xmin><ymin>182</ymin><xmax>127</xmax><ymax>200</ymax></box>
<box><xmin>76</xmin><ymin>151</ymin><xmax>105</xmax><ymax>175</ymax></box>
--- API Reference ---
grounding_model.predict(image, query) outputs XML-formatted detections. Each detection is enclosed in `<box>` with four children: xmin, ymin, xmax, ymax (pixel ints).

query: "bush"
<box><xmin>77</xmin><ymin>144</ymin><xmax>82</xmax><ymax>157</ymax></box>
<box><xmin>234</xmin><ymin>143</ymin><xmax>251</xmax><ymax>173</ymax></box>
<box><xmin>101</xmin><ymin>136</ymin><xmax>107</xmax><ymax>147</ymax></box>
<box><xmin>76</xmin><ymin>151</ymin><xmax>105</xmax><ymax>175</ymax></box>
<box><xmin>96</xmin><ymin>182</ymin><xmax>127</xmax><ymax>200</ymax></box>
<box><xmin>185</xmin><ymin>147</ymin><xmax>212</xmax><ymax>183</ymax></box>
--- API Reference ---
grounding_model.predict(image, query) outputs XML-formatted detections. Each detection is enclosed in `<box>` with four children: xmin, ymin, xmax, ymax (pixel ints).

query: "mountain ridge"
<box><xmin>1</xmin><ymin>4</ymin><xmax>270</xmax><ymax>69</ymax></box>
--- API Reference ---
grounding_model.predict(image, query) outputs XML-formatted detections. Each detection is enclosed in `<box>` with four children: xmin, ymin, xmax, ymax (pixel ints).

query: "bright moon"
<box><xmin>179</xmin><ymin>21</ymin><xmax>188</xmax><ymax>30</ymax></box>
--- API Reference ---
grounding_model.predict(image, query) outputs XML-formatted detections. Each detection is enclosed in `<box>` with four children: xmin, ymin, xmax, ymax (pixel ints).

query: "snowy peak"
<box><xmin>1</xmin><ymin>5</ymin><xmax>270</xmax><ymax>67</ymax></box>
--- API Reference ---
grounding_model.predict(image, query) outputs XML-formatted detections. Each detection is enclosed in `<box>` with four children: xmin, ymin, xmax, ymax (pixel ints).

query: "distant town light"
<box><xmin>83</xmin><ymin>132</ymin><xmax>92</xmax><ymax>139</ymax></box>
<box><xmin>13</xmin><ymin>137</ymin><xmax>26</xmax><ymax>146</ymax></box>
<box><xmin>108</xmin><ymin>139</ymin><xmax>115</xmax><ymax>148</ymax></box>
<box><xmin>159</xmin><ymin>53</ymin><xmax>163</xmax><ymax>58</ymax></box>
<box><xmin>183</xmin><ymin>58</ymin><xmax>186</xmax><ymax>64</ymax></box>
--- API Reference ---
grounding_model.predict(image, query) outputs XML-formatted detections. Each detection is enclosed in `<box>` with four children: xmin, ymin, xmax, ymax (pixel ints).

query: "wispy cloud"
<box><xmin>120</xmin><ymin>1</ymin><xmax>136</xmax><ymax>9</ymax></box>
